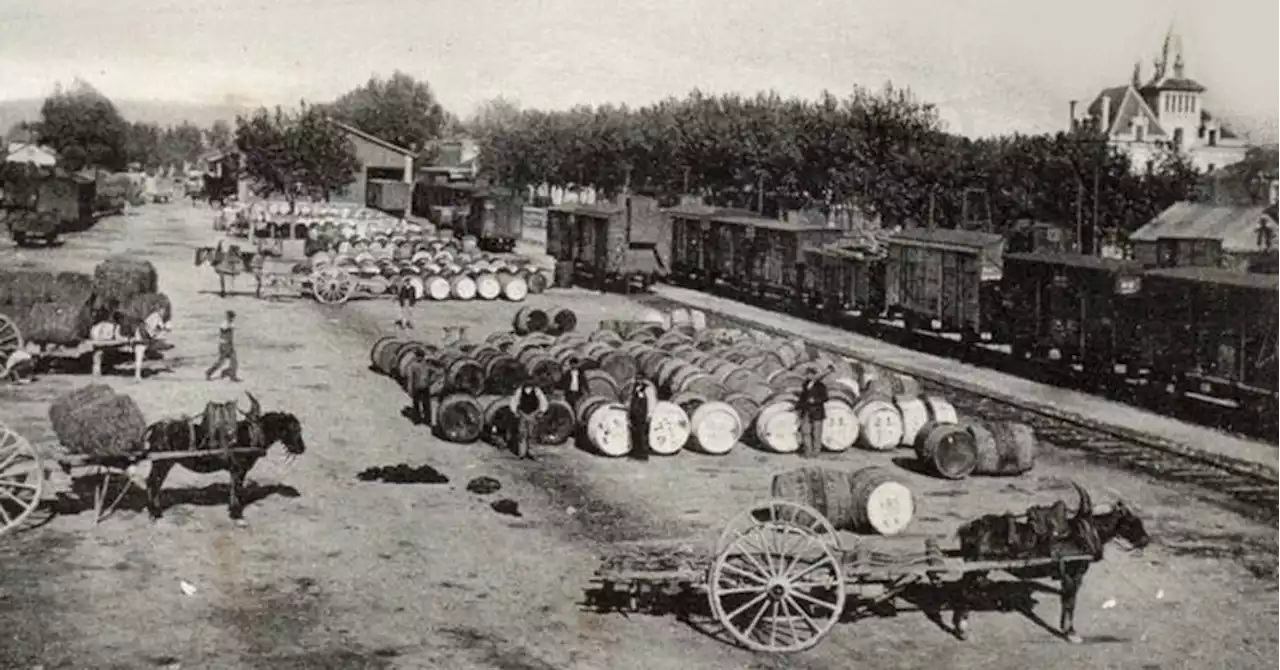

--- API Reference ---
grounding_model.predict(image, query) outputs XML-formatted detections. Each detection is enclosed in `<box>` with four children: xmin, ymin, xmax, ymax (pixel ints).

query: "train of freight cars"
<box><xmin>537</xmin><ymin>193</ymin><xmax>1278</xmax><ymax>435</ymax></box>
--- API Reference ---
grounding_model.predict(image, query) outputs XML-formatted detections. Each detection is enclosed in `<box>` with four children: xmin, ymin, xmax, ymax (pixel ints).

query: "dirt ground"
<box><xmin>0</xmin><ymin>203</ymin><xmax>1275</xmax><ymax>670</ymax></box>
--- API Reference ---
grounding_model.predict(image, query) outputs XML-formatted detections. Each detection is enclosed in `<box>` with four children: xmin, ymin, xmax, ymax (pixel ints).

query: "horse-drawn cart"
<box><xmin>0</xmin><ymin>392</ymin><xmax>286</xmax><ymax>535</ymax></box>
<box><xmin>589</xmin><ymin>499</ymin><xmax>1102</xmax><ymax>654</ymax></box>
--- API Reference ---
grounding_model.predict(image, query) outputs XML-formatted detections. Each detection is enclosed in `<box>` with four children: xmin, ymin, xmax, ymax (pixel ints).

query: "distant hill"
<box><xmin>0</xmin><ymin>97</ymin><xmax>263</xmax><ymax>132</ymax></box>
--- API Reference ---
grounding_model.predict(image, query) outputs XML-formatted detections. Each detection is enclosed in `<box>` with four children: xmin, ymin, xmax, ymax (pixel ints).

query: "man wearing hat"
<box><xmin>205</xmin><ymin>310</ymin><xmax>241</xmax><ymax>382</ymax></box>
<box><xmin>395</xmin><ymin>278</ymin><xmax>417</xmax><ymax>330</ymax></box>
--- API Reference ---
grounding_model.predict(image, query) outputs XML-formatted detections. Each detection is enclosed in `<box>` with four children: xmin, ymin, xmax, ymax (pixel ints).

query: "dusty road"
<box><xmin>0</xmin><ymin>203</ymin><xmax>1275</xmax><ymax>670</ymax></box>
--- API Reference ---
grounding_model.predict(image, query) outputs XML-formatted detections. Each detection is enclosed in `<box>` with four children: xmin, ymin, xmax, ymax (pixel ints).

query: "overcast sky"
<box><xmin>1</xmin><ymin>0</ymin><xmax>1275</xmax><ymax>138</ymax></box>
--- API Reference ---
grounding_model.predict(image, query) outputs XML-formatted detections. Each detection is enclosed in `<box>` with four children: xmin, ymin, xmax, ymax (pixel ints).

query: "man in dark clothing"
<box><xmin>508</xmin><ymin>384</ymin><xmax>549</xmax><ymax>459</ymax></box>
<box><xmin>562</xmin><ymin>358</ymin><xmax>586</xmax><ymax>409</ymax></box>
<box><xmin>627</xmin><ymin>373</ymin><xmax>658</xmax><ymax>461</ymax></box>
<box><xmin>205</xmin><ymin>310</ymin><xmax>241</xmax><ymax>382</ymax></box>
<box><xmin>395</xmin><ymin>280</ymin><xmax>417</xmax><ymax>330</ymax></box>
<box><xmin>796</xmin><ymin>375</ymin><xmax>829</xmax><ymax>458</ymax></box>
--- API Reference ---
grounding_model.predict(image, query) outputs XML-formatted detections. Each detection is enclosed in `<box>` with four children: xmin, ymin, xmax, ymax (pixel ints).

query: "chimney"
<box><xmin>1069</xmin><ymin>100</ymin><xmax>1078</xmax><ymax>131</ymax></box>
<box><xmin>1099</xmin><ymin>95</ymin><xmax>1111</xmax><ymax>134</ymax></box>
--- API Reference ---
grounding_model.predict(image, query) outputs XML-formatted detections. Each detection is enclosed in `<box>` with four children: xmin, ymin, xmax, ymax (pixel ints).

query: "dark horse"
<box><xmin>140</xmin><ymin>392</ymin><xmax>306</xmax><ymax>521</ymax></box>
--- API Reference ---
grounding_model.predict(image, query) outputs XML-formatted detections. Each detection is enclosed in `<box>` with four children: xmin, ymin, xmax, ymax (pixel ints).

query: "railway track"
<box><xmin>634</xmin><ymin>293</ymin><xmax>1280</xmax><ymax>525</ymax></box>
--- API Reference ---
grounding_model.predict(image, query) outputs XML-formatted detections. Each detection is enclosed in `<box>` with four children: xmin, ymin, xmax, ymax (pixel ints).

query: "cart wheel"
<box><xmin>715</xmin><ymin>499</ymin><xmax>840</xmax><ymax>556</ymax></box>
<box><xmin>312</xmin><ymin>268</ymin><xmax>355</xmax><ymax>304</ymax></box>
<box><xmin>0</xmin><ymin>313</ymin><xmax>23</xmax><ymax>363</ymax></box>
<box><xmin>707</xmin><ymin>509</ymin><xmax>847</xmax><ymax>653</ymax></box>
<box><xmin>0</xmin><ymin>422</ymin><xmax>45</xmax><ymax>537</ymax></box>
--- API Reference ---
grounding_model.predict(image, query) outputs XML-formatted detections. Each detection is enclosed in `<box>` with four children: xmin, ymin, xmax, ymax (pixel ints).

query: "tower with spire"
<box><xmin>1074</xmin><ymin>24</ymin><xmax>1249</xmax><ymax>174</ymax></box>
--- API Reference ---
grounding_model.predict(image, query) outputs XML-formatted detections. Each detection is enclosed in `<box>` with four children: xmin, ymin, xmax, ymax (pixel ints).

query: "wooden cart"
<box><xmin>589</xmin><ymin>499</ymin><xmax>1096</xmax><ymax>654</ymax></box>
<box><xmin>0</xmin><ymin>313</ymin><xmax>168</xmax><ymax>382</ymax></box>
<box><xmin>0</xmin><ymin>420</ymin><xmax>266</xmax><ymax>535</ymax></box>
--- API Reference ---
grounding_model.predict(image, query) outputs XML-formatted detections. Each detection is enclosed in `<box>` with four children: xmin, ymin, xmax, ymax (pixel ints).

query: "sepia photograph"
<box><xmin>0</xmin><ymin>0</ymin><xmax>1276</xmax><ymax>668</ymax></box>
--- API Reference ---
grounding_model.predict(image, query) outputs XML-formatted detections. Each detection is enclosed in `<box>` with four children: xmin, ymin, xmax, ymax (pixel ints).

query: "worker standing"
<box><xmin>205</xmin><ymin>310</ymin><xmax>241</xmax><ymax>382</ymax></box>
<box><xmin>627</xmin><ymin>373</ymin><xmax>658</xmax><ymax>461</ymax></box>
<box><xmin>562</xmin><ymin>358</ymin><xmax>586</xmax><ymax>409</ymax></box>
<box><xmin>508</xmin><ymin>383</ymin><xmax>549</xmax><ymax>460</ymax></box>
<box><xmin>395</xmin><ymin>279</ymin><xmax>417</xmax><ymax>330</ymax></box>
<box><xmin>797</xmin><ymin>374</ymin><xmax>829</xmax><ymax>458</ymax></box>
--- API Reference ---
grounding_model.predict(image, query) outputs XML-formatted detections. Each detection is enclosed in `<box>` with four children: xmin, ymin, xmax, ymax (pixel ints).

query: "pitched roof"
<box><xmin>1143</xmin><ymin>77</ymin><xmax>1206</xmax><ymax>93</ymax></box>
<box><xmin>327</xmin><ymin>119</ymin><xmax>415</xmax><ymax>156</ymax></box>
<box><xmin>1131</xmin><ymin>201</ymin><xmax>1279</xmax><ymax>253</ymax></box>
<box><xmin>890</xmin><ymin>227</ymin><xmax>1005</xmax><ymax>250</ymax></box>
<box><xmin>1089</xmin><ymin>85</ymin><xmax>1165</xmax><ymax>137</ymax></box>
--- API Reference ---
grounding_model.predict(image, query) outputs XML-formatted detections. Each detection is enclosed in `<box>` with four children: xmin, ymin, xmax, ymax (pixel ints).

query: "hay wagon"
<box><xmin>0</xmin><ymin>415</ymin><xmax>266</xmax><ymax>536</ymax></box>
<box><xmin>589</xmin><ymin>499</ymin><xmax>1097</xmax><ymax>654</ymax></box>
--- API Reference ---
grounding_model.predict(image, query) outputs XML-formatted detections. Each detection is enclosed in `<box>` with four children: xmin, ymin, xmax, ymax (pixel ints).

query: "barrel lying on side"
<box><xmin>771</xmin><ymin>466</ymin><xmax>915</xmax><ymax>536</ymax></box>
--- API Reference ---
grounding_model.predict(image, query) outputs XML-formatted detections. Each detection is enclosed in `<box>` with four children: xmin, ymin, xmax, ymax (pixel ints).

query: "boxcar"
<box><xmin>801</xmin><ymin>245</ymin><xmax>886</xmax><ymax>322</ymax></box>
<box><xmin>694</xmin><ymin>213</ymin><xmax>842</xmax><ymax>302</ymax></box>
<box><xmin>667</xmin><ymin>204</ymin><xmax>755</xmax><ymax>289</ymax></box>
<box><xmin>463</xmin><ymin>186</ymin><xmax>524</xmax><ymax>252</ymax></box>
<box><xmin>366</xmin><ymin>179</ymin><xmax>411</xmax><ymax>217</ymax></box>
<box><xmin>545</xmin><ymin>195</ymin><xmax>669</xmax><ymax>290</ymax></box>
<box><xmin>411</xmin><ymin>180</ymin><xmax>476</xmax><ymax>229</ymax></box>
<box><xmin>1000</xmin><ymin>252</ymin><xmax>1149</xmax><ymax>383</ymax></box>
<box><xmin>1141</xmin><ymin>265</ymin><xmax>1278</xmax><ymax>420</ymax></box>
<box><xmin>883</xmin><ymin>228</ymin><xmax>1005</xmax><ymax>341</ymax></box>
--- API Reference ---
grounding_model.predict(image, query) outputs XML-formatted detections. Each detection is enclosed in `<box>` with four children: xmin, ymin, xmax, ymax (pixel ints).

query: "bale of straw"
<box><xmin>122</xmin><ymin>292</ymin><xmax>172</xmax><ymax>323</ymax></box>
<box><xmin>92</xmin><ymin>257</ymin><xmax>158</xmax><ymax>313</ymax></box>
<box><xmin>0</xmin><ymin>270</ymin><xmax>93</xmax><ymax>307</ymax></box>
<box><xmin>16</xmin><ymin>301</ymin><xmax>93</xmax><ymax>345</ymax></box>
<box><xmin>49</xmin><ymin>384</ymin><xmax>116</xmax><ymax>432</ymax></box>
<box><xmin>49</xmin><ymin>391</ymin><xmax>147</xmax><ymax>457</ymax></box>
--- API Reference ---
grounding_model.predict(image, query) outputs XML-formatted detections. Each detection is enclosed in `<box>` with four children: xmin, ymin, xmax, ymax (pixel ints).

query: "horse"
<box><xmin>139</xmin><ymin>392</ymin><xmax>306</xmax><ymax>522</ymax></box>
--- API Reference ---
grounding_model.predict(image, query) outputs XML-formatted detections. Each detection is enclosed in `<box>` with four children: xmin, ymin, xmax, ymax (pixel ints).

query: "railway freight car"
<box><xmin>1000</xmin><ymin>252</ymin><xmax>1149</xmax><ymax>389</ymax></box>
<box><xmin>883</xmin><ymin>227</ymin><xmax>1006</xmax><ymax>343</ymax></box>
<box><xmin>545</xmin><ymin>195</ymin><xmax>669</xmax><ymax>292</ymax></box>
<box><xmin>462</xmin><ymin>186</ymin><xmax>524</xmax><ymax>252</ymax></box>
<box><xmin>1140</xmin><ymin>265</ymin><xmax>1278</xmax><ymax>429</ymax></box>
<box><xmin>800</xmin><ymin>245</ymin><xmax>887</xmax><ymax>326</ymax></box>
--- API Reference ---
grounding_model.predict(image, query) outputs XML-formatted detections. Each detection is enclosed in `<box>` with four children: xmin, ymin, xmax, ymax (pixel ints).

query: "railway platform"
<box><xmin>653</xmin><ymin>285</ymin><xmax>1279</xmax><ymax>478</ymax></box>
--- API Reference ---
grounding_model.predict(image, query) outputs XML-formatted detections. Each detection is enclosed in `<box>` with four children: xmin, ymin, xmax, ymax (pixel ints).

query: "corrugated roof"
<box><xmin>1131</xmin><ymin>202</ymin><xmax>1279</xmax><ymax>252</ymax></box>
<box><xmin>1005</xmin><ymin>251</ymin><xmax>1144</xmax><ymax>274</ymax></box>
<box><xmin>1144</xmin><ymin>265</ymin><xmax>1280</xmax><ymax>290</ymax></box>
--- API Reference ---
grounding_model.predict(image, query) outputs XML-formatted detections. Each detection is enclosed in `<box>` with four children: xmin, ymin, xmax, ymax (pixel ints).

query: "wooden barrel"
<box><xmin>522</xmin><ymin>351</ymin><xmax>562</xmax><ymax>391</ymax></box>
<box><xmin>475</xmin><ymin>273</ymin><xmax>502</xmax><ymax>300</ymax></box>
<box><xmin>820</xmin><ymin>400</ymin><xmax>861</xmax><ymax>452</ymax></box>
<box><xmin>436</xmin><ymin>393</ymin><xmax>484</xmax><ymax>443</ymax></box>
<box><xmin>722</xmin><ymin>394</ymin><xmax>760</xmax><ymax>429</ymax></box>
<box><xmin>895</xmin><ymin>395</ymin><xmax>958</xmax><ymax>448</ymax></box>
<box><xmin>513</xmin><ymin>306</ymin><xmax>549</xmax><ymax>335</ymax></box>
<box><xmin>431</xmin><ymin>350</ymin><xmax>486</xmax><ymax>396</ymax></box>
<box><xmin>527</xmin><ymin>271</ymin><xmax>549</xmax><ymax>294</ymax></box>
<box><xmin>499</xmin><ymin>274</ymin><xmax>529</xmax><ymax>301</ymax></box>
<box><xmin>597</xmin><ymin>351</ymin><xmax>639</xmax><ymax>387</ymax></box>
<box><xmin>669</xmin><ymin>392</ymin><xmax>708</xmax><ymax>417</ymax></box>
<box><xmin>646</xmin><ymin>401</ymin><xmax>691</xmax><ymax>456</ymax></box>
<box><xmin>581</xmin><ymin>400</ymin><xmax>630</xmax><ymax>457</ymax></box>
<box><xmin>849</xmin><ymin>466</ymin><xmax>915</xmax><ymax>535</ymax></box>
<box><xmin>375</xmin><ymin>340</ymin><xmax>411</xmax><ymax>376</ymax></box>
<box><xmin>914</xmin><ymin>421</ymin><xmax>978</xmax><ymax>480</ymax></box>
<box><xmin>483</xmin><ymin>353</ymin><xmax>525</xmax><ymax>395</ymax></box>
<box><xmin>532</xmin><ymin>399</ymin><xmax>576</xmax><ymax>445</ymax></box>
<box><xmin>580</xmin><ymin>369</ymin><xmax>620</xmax><ymax>401</ymax></box>
<box><xmin>548</xmin><ymin>307</ymin><xmax>578</xmax><ymax>335</ymax></box>
<box><xmin>689</xmin><ymin>401</ymin><xmax>742</xmax><ymax>455</ymax></box>
<box><xmin>971</xmin><ymin>421</ymin><xmax>1037</xmax><ymax>476</ymax></box>
<box><xmin>393</xmin><ymin>342</ymin><xmax>430</xmax><ymax>383</ymax></box>
<box><xmin>771</xmin><ymin>467</ymin><xmax>862</xmax><ymax>532</ymax></box>
<box><xmin>754</xmin><ymin>399</ymin><xmax>800</xmax><ymax>453</ymax></box>
<box><xmin>450</xmin><ymin>275</ymin><xmax>477</xmax><ymax>300</ymax></box>
<box><xmin>853</xmin><ymin>397</ymin><xmax>903</xmax><ymax>451</ymax></box>
<box><xmin>422</xmin><ymin>275</ymin><xmax>449</xmax><ymax>300</ymax></box>
<box><xmin>370</xmin><ymin>336</ymin><xmax>401</xmax><ymax>372</ymax></box>
<box><xmin>481</xmin><ymin>395</ymin><xmax>517</xmax><ymax>446</ymax></box>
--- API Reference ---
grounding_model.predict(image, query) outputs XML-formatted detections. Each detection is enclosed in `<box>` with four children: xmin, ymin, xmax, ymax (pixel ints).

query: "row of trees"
<box><xmin>465</xmin><ymin>86</ymin><xmax>1206</xmax><ymax>239</ymax></box>
<box><xmin>8</xmin><ymin>79</ymin><xmax>238</xmax><ymax>173</ymax></box>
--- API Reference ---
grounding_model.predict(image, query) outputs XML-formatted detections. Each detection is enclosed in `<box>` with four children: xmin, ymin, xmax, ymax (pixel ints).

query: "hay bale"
<box><xmin>49</xmin><ymin>384</ymin><xmax>115</xmax><ymax>432</ymax></box>
<box><xmin>122</xmin><ymin>292</ymin><xmax>172</xmax><ymax>322</ymax></box>
<box><xmin>92</xmin><ymin>257</ymin><xmax>158</xmax><ymax>313</ymax></box>
<box><xmin>16</xmin><ymin>301</ymin><xmax>93</xmax><ymax>345</ymax></box>
<box><xmin>0</xmin><ymin>270</ymin><xmax>93</xmax><ymax>307</ymax></box>
<box><xmin>49</xmin><ymin>390</ymin><xmax>147</xmax><ymax>457</ymax></box>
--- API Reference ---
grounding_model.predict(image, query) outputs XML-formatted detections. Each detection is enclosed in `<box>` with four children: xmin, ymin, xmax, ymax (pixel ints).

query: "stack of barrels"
<box><xmin>308</xmin><ymin>234</ymin><xmax>553</xmax><ymax>302</ymax></box>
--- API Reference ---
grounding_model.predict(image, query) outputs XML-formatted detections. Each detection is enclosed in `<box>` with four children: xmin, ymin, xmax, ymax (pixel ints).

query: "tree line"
<box><xmin>464</xmin><ymin>86</ymin><xmax>1215</xmax><ymax>242</ymax></box>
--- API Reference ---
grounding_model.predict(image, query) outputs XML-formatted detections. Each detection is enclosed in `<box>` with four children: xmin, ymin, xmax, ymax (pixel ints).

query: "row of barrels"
<box><xmin>307</xmin><ymin>235</ymin><xmax>501</xmax><ymax>266</ymax></box>
<box><xmin>495</xmin><ymin>320</ymin><xmax>1037</xmax><ymax>477</ymax></box>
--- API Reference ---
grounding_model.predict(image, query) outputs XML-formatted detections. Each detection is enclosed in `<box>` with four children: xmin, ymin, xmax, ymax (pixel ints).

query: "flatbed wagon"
<box><xmin>0</xmin><ymin>420</ymin><xmax>266</xmax><ymax>534</ymax></box>
<box><xmin>588</xmin><ymin>499</ymin><xmax>1096</xmax><ymax>653</ymax></box>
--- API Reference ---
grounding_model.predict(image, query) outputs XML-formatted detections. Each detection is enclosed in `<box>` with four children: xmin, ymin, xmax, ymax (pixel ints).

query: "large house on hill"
<box><xmin>1072</xmin><ymin>29</ymin><xmax>1250</xmax><ymax>174</ymax></box>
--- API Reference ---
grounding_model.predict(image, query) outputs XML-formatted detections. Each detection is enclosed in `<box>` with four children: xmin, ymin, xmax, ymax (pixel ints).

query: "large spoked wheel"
<box><xmin>311</xmin><ymin>267</ymin><xmax>355</xmax><ymax>305</ymax></box>
<box><xmin>0</xmin><ymin>422</ymin><xmax>45</xmax><ymax>537</ymax></box>
<box><xmin>707</xmin><ymin>504</ymin><xmax>847</xmax><ymax>653</ymax></box>
<box><xmin>715</xmin><ymin>499</ymin><xmax>840</xmax><ymax>556</ymax></box>
<box><xmin>0</xmin><ymin>314</ymin><xmax>23</xmax><ymax>363</ymax></box>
